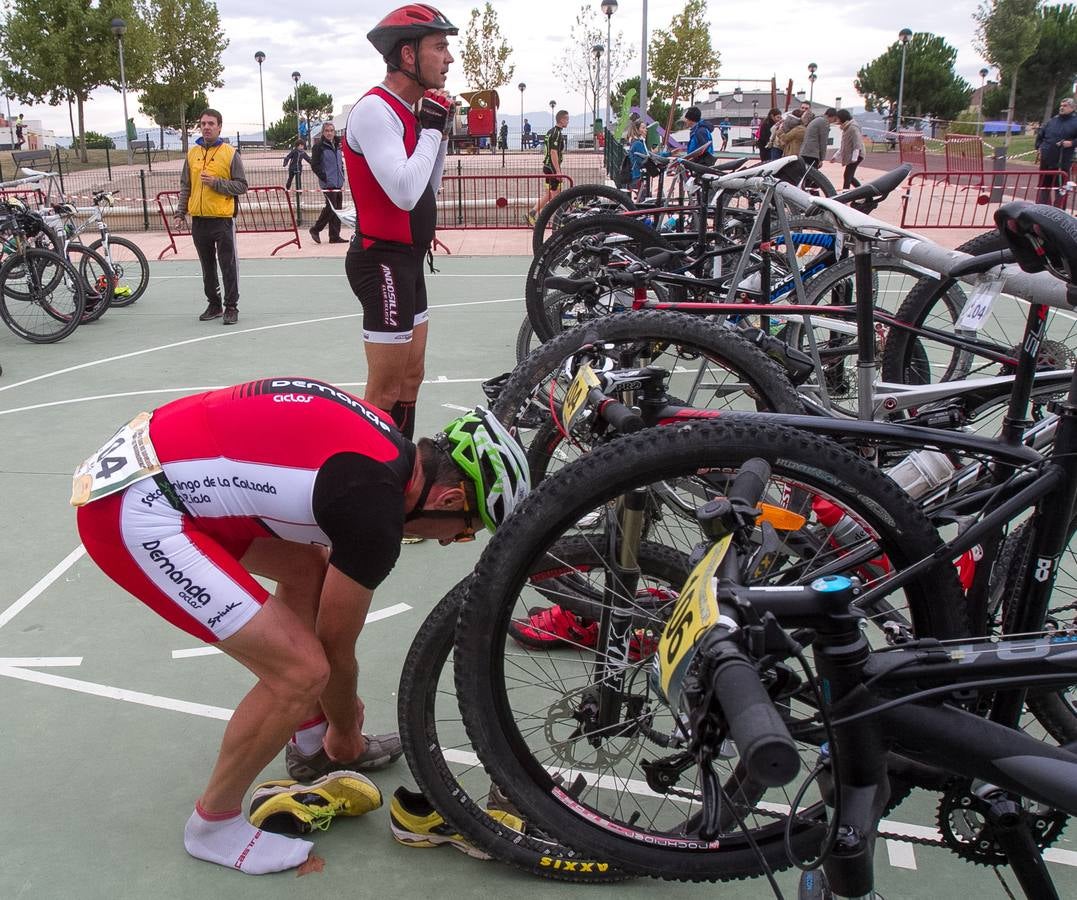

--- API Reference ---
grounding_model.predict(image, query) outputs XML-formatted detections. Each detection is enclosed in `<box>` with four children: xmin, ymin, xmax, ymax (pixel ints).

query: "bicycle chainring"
<box><xmin>937</xmin><ymin>781</ymin><xmax>1068</xmax><ymax>866</ymax></box>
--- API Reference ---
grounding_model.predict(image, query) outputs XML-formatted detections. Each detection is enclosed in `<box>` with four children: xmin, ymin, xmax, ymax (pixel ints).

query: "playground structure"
<box><xmin>451</xmin><ymin>89</ymin><xmax>500</xmax><ymax>154</ymax></box>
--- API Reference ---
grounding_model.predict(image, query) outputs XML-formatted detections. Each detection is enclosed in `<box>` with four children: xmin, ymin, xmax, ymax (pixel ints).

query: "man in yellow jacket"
<box><xmin>174</xmin><ymin>109</ymin><xmax>249</xmax><ymax>325</ymax></box>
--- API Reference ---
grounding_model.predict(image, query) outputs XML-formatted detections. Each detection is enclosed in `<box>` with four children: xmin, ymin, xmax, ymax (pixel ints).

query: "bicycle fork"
<box><xmin>589</xmin><ymin>487</ymin><xmax>648</xmax><ymax>741</ymax></box>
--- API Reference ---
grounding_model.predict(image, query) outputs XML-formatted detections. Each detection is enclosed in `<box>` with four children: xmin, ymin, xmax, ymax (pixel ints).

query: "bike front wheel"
<box><xmin>455</xmin><ymin>418</ymin><xmax>967</xmax><ymax>880</ymax></box>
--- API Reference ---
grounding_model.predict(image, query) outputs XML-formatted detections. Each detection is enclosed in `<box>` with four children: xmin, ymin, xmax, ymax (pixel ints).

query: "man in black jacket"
<box><xmin>309</xmin><ymin>123</ymin><xmax>347</xmax><ymax>244</ymax></box>
<box><xmin>1037</xmin><ymin>98</ymin><xmax>1077</xmax><ymax>206</ymax></box>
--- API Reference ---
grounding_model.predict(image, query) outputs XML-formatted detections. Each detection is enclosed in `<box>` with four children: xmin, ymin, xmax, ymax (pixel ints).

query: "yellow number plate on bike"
<box><xmin>560</xmin><ymin>362</ymin><xmax>601</xmax><ymax>432</ymax></box>
<box><xmin>657</xmin><ymin>534</ymin><xmax>732</xmax><ymax>701</ymax></box>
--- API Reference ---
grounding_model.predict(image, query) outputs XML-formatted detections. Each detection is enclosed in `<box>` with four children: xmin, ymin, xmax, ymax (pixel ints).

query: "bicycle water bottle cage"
<box><xmin>995</xmin><ymin>201</ymin><xmax>1077</xmax><ymax>285</ymax></box>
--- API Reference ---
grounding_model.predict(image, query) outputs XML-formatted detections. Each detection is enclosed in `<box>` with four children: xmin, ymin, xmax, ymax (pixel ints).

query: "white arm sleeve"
<box><xmin>347</xmin><ymin>93</ymin><xmax>444</xmax><ymax>210</ymax></box>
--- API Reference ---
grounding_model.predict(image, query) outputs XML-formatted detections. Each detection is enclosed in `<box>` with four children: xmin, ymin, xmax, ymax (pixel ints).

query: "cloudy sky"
<box><xmin>13</xmin><ymin>0</ymin><xmax>993</xmax><ymax>138</ymax></box>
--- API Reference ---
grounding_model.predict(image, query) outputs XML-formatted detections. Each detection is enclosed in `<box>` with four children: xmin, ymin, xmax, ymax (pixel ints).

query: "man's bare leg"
<box><xmin>364</xmin><ymin>321</ymin><xmax>428</xmax><ymax>438</ymax></box>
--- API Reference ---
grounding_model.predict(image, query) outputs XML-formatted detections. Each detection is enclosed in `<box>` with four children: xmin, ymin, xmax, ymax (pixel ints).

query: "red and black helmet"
<box><xmin>367</xmin><ymin>5</ymin><xmax>458</xmax><ymax>59</ymax></box>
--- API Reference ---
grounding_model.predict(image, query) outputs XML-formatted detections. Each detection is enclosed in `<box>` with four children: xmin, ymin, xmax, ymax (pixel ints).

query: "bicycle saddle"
<box><xmin>995</xmin><ymin>202</ymin><xmax>1077</xmax><ymax>284</ymax></box>
<box><xmin>834</xmin><ymin>164</ymin><xmax>911</xmax><ymax>211</ymax></box>
<box><xmin>679</xmin><ymin>156</ymin><xmax>747</xmax><ymax>177</ymax></box>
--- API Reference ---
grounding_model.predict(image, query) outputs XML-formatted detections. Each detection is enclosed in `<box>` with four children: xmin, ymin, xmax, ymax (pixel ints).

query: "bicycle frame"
<box><xmin>720</xmin><ymin>570</ymin><xmax>1077</xmax><ymax>898</ymax></box>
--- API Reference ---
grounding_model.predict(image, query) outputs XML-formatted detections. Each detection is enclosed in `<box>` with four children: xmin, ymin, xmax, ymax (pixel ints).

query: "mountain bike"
<box><xmin>450</xmin><ymin>202</ymin><xmax>1077</xmax><ymax>892</ymax></box>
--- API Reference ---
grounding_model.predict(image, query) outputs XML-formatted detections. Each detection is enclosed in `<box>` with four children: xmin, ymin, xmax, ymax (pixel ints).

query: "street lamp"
<box><xmin>640</xmin><ymin>0</ymin><xmax>648</xmax><ymax>117</ymax></box>
<box><xmin>549</xmin><ymin>100</ymin><xmax>556</xmax><ymax>126</ymax></box>
<box><xmin>592</xmin><ymin>44</ymin><xmax>603</xmax><ymax>132</ymax></box>
<box><xmin>518</xmin><ymin>82</ymin><xmax>526</xmax><ymax>148</ymax></box>
<box><xmin>291</xmin><ymin>71</ymin><xmax>301</xmax><ymax>142</ymax></box>
<box><xmin>978</xmin><ymin>67</ymin><xmax>990</xmax><ymax>136</ymax></box>
<box><xmin>896</xmin><ymin>27</ymin><xmax>913</xmax><ymax>134</ymax></box>
<box><xmin>255</xmin><ymin>51</ymin><xmax>267</xmax><ymax>146</ymax></box>
<box><xmin>110</xmin><ymin>18</ymin><xmax>132</xmax><ymax>164</ymax></box>
<box><xmin>600</xmin><ymin>0</ymin><xmax>617</xmax><ymax>130</ymax></box>
<box><xmin>795</xmin><ymin>90</ymin><xmax>806</xmax><ymax>102</ymax></box>
<box><xmin>808</xmin><ymin>63</ymin><xmax>817</xmax><ymax>102</ymax></box>
<box><xmin>835</xmin><ymin>96</ymin><xmax>842</xmax><ymax>110</ymax></box>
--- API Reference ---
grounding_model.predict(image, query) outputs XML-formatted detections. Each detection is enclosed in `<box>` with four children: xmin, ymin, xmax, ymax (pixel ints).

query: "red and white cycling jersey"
<box><xmin>76</xmin><ymin>378</ymin><xmax>415</xmax><ymax>642</ymax></box>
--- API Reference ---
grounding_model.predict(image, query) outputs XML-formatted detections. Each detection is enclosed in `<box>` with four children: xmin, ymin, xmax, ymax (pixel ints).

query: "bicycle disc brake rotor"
<box><xmin>937</xmin><ymin>781</ymin><xmax>1068</xmax><ymax>865</ymax></box>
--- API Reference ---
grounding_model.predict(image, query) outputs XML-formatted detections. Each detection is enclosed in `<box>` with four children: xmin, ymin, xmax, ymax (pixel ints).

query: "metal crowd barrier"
<box><xmin>435</xmin><ymin>173</ymin><xmax>574</xmax><ymax>229</ymax></box>
<box><xmin>0</xmin><ymin>187</ymin><xmax>46</xmax><ymax>208</ymax></box>
<box><xmin>898</xmin><ymin>132</ymin><xmax>927</xmax><ymax>170</ymax></box>
<box><xmin>155</xmin><ymin>186</ymin><xmax>301</xmax><ymax>259</ymax></box>
<box><xmin>943</xmin><ymin>135</ymin><xmax>987</xmax><ymax>185</ymax></box>
<box><xmin>899</xmin><ymin>169</ymin><xmax>1073</xmax><ymax>228</ymax></box>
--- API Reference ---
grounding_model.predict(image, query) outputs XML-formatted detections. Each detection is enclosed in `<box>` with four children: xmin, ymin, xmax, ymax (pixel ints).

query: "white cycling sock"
<box><xmin>290</xmin><ymin>715</ymin><xmax>328</xmax><ymax>756</ymax></box>
<box><xmin>184</xmin><ymin>804</ymin><xmax>313</xmax><ymax>875</ymax></box>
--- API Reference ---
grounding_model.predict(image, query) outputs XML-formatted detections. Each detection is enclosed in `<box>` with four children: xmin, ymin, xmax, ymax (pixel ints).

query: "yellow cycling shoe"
<box><xmin>389</xmin><ymin>786</ymin><xmax>524</xmax><ymax>859</ymax></box>
<box><xmin>249</xmin><ymin>770</ymin><xmax>383</xmax><ymax>835</ymax></box>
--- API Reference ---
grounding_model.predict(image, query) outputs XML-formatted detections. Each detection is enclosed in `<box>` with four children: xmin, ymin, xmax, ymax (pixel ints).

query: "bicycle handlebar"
<box><xmin>710</xmin><ymin>646</ymin><xmax>801</xmax><ymax>787</ymax></box>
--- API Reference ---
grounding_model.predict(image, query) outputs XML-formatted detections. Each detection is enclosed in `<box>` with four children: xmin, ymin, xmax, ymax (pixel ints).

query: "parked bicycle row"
<box><xmin>390</xmin><ymin>150</ymin><xmax>1077</xmax><ymax>897</ymax></box>
<box><xmin>0</xmin><ymin>167</ymin><xmax>150</xmax><ymax>344</ymax></box>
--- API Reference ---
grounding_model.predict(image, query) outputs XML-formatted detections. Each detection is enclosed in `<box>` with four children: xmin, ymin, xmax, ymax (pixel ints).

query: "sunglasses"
<box><xmin>450</xmin><ymin>481</ymin><xmax>476</xmax><ymax>543</ymax></box>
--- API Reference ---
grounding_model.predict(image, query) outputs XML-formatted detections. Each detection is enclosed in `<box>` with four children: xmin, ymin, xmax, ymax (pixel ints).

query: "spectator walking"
<box><xmin>801</xmin><ymin>107</ymin><xmax>838</xmax><ymax>169</ymax></box>
<box><xmin>526</xmin><ymin>109</ymin><xmax>568</xmax><ymax>225</ymax></box>
<box><xmin>835</xmin><ymin>109</ymin><xmax>864</xmax><ymax>189</ymax></box>
<box><xmin>627</xmin><ymin>119</ymin><xmax>648</xmax><ymax>197</ymax></box>
<box><xmin>718</xmin><ymin>118</ymin><xmax>731</xmax><ymax>152</ymax></box>
<box><xmin>777</xmin><ymin>109</ymin><xmax>805</xmax><ymax>157</ymax></box>
<box><xmin>683</xmin><ymin>106</ymin><xmax>715</xmax><ymax>165</ymax></box>
<box><xmin>282</xmin><ymin>139</ymin><xmax>311</xmax><ymax>191</ymax></box>
<box><xmin>522</xmin><ymin>118</ymin><xmax>532</xmax><ymax>148</ymax></box>
<box><xmin>14</xmin><ymin>113</ymin><xmax>25</xmax><ymax>149</ymax></box>
<box><xmin>498</xmin><ymin>120</ymin><xmax>508</xmax><ymax>151</ymax></box>
<box><xmin>758</xmin><ymin>108</ymin><xmax>781</xmax><ymax>162</ymax></box>
<box><xmin>309</xmin><ymin>123</ymin><xmax>347</xmax><ymax>244</ymax></box>
<box><xmin>343</xmin><ymin>4</ymin><xmax>457</xmax><ymax>444</ymax></box>
<box><xmin>1036</xmin><ymin>98</ymin><xmax>1077</xmax><ymax>206</ymax></box>
<box><xmin>174</xmin><ymin>109</ymin><xmax>248</xmax><ymax>326</ymax></box>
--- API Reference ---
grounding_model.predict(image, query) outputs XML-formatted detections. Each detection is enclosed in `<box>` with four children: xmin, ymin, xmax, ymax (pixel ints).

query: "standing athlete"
<box><xmin>343</xmin><ymin>5</ymin><xmax>458</xmax><ymax>442</ymax></box>
<box><xmin>72</xmin><ymin>380</ymin><xmax>529</xmax><ymax>874</ymax></box>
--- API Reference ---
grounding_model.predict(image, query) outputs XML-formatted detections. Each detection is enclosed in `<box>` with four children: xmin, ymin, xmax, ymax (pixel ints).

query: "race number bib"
<box><xmin>560</xmin><ymin>363</ymin><xmax>601</xmax><ymax>433</ymax></box>
<box><xmin>957</xmin><ymin>278</ymin><xmax>1005</xmax><ymax>331</ymax></box>
<box><xmin>70</xmin><ymin>412</ymin><xmax>162</xmax><ymax>507</ymax></box>
<box><xmin>657</xmin><ymin>534</ymin><xmax>732</xmax><ymax>705</ymax></box>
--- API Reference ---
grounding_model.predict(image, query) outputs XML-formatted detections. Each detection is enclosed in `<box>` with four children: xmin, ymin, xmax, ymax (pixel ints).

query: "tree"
<box><xmin>647</xmin><ymin>0</ymin><xmax>720</xmax><ymax>106</ymax></box>
<box><xmin>137</xmin><ymin>0</ymin><xmax>227</xmax><ymax>154</ymax></box>
<box><xmin>141</xmin><ymin>91</ymin><xmax>208</xmax><ymax>149</ymax></box>
<box><xmin>460</xmin><ymin>2</ymin><xmax>514</xmax><ymax>91</ymax></box>
<box><xmin>982</xmin><ymin>4</ymin><xmax>1077</xmax><ymax>123</ymax></box>
<box><xmin>553</xmin><ymin>4</ymin><xmax>635</xmax><ymax>128</ymax></box>
<box><xmin>975</xmin><ymin>0</ymin><xmax>1043</xmax><ymax>145</ymax></box>
<box><xmin>854</xmin><ymin>33</ymin><xmax>972</xmax><ymax>128</ymax></box>
<box><xmin>611</xmin><ymin>76</ymin><xmax>680</xmax><ymax>128</ymax></box>
<box><xmin>83</xmin><ymin>130</ymin><xmax>116</xmax><ymax>149</ymax></box>
<box><xmin>265</xmin><ymin>83</ymin><xmax>333</xmax><ymax>146</ymax></box>
<box><xmin>0</xmin><ymin>0</ymin><xmax>155</xmax><ymax>161</ymax></box>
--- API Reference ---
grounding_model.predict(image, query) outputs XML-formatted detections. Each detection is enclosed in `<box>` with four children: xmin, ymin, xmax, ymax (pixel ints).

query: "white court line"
<box><xmin>157</xmin><ymin>273</ymin><xmax>521</xmax><ymax>279</ymax></box>
<box><xmin>0</xmin><ymin>657</ymin><xmax>82</xmax><ymax>667</ymax></box>
<box><xmin>885</xmin><ymin>839</ymin><xmax>917</xmax><ymax>869</ymax></box>
<box><xmin>171</xmin><ymin>602</ymin><xmax>412</xmax><ymax>659</ymax></box>
<box><xmin>0</xmin><ymin>545</ymin><xmax>85</xmax><ymax>630</ymax></box>
<box><xmin>0</xmin><ymin>377</ymin><xmax>491</xmax><ymax>417</ymax></box>
<box><xmin>0</xmin><ymin>297</ymin><xmax>522</xmax><ymax>396</ymax></box>
<box><xmin>441</xmin><ymin>403</ymin><xmax>472</xmax><ymax>412</ymax></box>
<box><xmin>0</xmin><ymin>666</ymin><xmax>233</xmax><ymax>720</ymax></box>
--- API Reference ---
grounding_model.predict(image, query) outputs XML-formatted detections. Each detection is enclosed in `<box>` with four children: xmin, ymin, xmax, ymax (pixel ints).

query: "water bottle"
<box><xmin>660</xmin><ymin>215</ymin><xmax>677</xmax><ymax>232</ymax></box>
<box><xmin>885</xmin><ymin>449</ymin><xmax>955</xmax><ymax>500</ymax></box>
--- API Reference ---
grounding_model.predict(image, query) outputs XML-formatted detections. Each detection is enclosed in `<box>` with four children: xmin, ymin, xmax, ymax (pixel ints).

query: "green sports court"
<box><xmin>2</xmin><ymin>253</ymin><xmax>1076</xmax><ymax>899</ymax></box>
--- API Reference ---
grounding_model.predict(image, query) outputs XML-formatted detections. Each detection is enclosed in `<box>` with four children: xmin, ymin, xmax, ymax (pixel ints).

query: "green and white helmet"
<box><xmin>439</xmin><ymin>407</ymin><xmax>530</xmax><ymax>531</ymax></box>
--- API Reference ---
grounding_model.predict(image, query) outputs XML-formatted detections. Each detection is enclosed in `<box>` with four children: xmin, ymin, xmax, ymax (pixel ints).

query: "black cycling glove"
<box><xmin>418</xmin><ymin>91</ymin><xmax>453</xmax><ymax>136</ymax></box>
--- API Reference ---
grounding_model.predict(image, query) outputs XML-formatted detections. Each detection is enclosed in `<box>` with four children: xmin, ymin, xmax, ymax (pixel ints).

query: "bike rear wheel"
<box><xmin>89</xmin><ymin>235</ymin><xmax>150</xmax><ymax>306</ymax></box>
